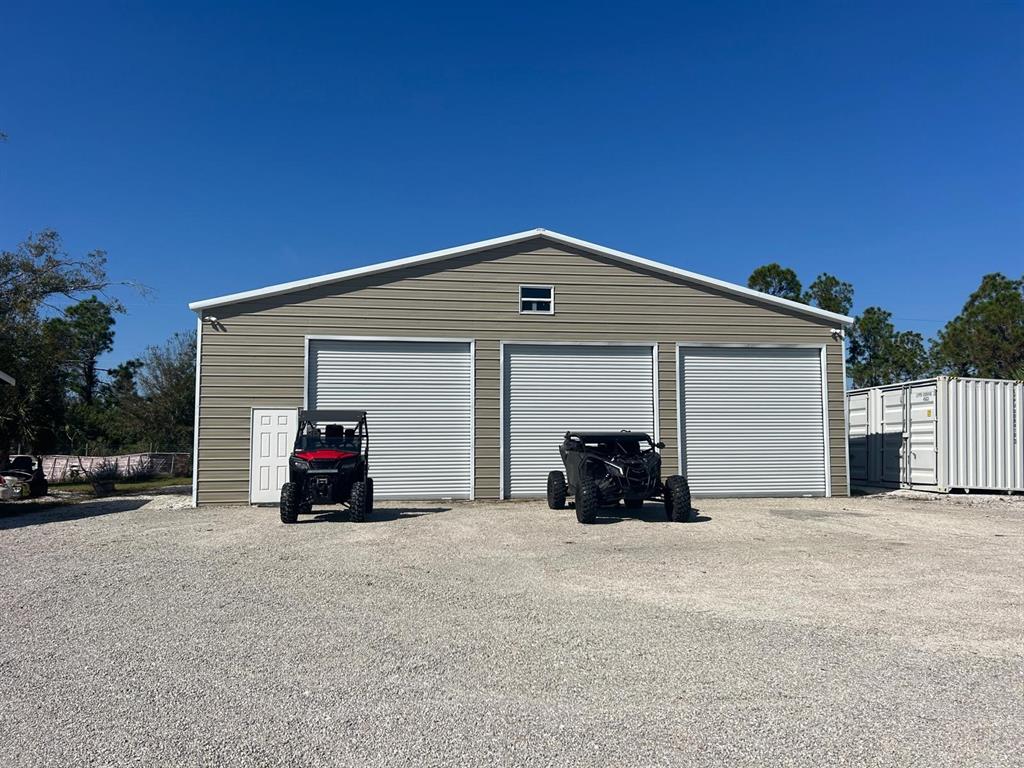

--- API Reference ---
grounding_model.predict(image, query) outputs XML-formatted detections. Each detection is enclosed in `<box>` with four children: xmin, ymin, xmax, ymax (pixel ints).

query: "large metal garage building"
<box><xmin>189</xmin><ymin>230</ymin><xmax>852</xmax><ymax>505</ymax></box>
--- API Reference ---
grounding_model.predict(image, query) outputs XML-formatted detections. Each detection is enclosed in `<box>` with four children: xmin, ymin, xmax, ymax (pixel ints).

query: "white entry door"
<box><xmin>250</xmin><ymin>408</ymin><xmax>298</xmax><ymax>504</ymax></box>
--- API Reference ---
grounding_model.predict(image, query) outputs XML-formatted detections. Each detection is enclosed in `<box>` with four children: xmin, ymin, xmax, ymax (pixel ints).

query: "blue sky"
<box><xmin>2</xmin><ymin>1</ymin><xmax>1021</xmax><ymax>366</ymax></box>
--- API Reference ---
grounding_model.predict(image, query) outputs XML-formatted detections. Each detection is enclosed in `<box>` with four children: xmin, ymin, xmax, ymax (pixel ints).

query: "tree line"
<box><xmin>3</xmin><ymin>229</ymin><xmax>1021</xmax><ymax>461</ymax></box>
<box><xmin>747</xmin><ymin>263</ymin><xmax>1024</xmax><ymax>387</ymax></box>
<box><xmin>1</xmin><ymin>231</ymin><xmax>195</xmax><ymax>462</ymax></box>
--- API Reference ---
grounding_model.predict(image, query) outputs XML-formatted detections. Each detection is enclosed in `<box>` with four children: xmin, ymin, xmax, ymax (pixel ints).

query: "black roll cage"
<box><xmin>295</xmin><ymin>410</ymin><xmax>369</xmax><ymax>459</ymax></box>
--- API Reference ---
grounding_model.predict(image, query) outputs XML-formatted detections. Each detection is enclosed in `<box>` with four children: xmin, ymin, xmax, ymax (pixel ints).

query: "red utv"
<box><xmin>279</xmin><ymin>410</ymin><xmax>373</xmax><ymax>524</ymax></box>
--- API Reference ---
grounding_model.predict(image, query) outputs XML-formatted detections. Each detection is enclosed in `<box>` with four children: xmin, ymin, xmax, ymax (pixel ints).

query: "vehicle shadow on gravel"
<box><xmin>0</xmin><ymin>498</ymin><xmax>151</xmax><ymax>529</ymax></box>
<box><xmin>297</xmin><ymin>506</ymin><xmax>452</xmax><ymax>524</ymax></box>
<box><xmin>585</xmin><ymin>503</ymin><xmax>712</xmax><ymax>525</ymax></box>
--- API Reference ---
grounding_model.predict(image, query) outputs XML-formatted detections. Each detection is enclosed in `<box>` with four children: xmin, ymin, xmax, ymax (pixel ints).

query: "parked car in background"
<box><xmin>0</xmin><ymin>455</ymin><xmax>49</xmax><ymax>498</ymax></box>
<box><xmin>0</xmin><ymin>475</ymin><xmax>15</xmax><ymax>501</ymax></box>
<box><xmin>0</xmin><ymin>474</ymin><xmax>29</xmax><ymax>500</ymax></box>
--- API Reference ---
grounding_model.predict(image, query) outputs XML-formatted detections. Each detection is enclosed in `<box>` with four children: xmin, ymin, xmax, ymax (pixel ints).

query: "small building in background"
<box><xmin>847</xmin><ymin>377</ymin><xmax>1023</xmax><ymax>493</ymax></box>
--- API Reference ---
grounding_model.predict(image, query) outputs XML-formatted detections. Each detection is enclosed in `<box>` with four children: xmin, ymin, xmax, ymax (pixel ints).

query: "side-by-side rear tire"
<box><xmin>547</xmin><ymin>471</ymin><xmax>567</xmax><ymax>510</ymax></box>
<box><xmin>280</xmin><ymin>482</ymin><xmax>299</xmax><ymax>524</ymax></box>
<box><xmin>665</xmin><ymin>475</ymin><xmax>694</xmax><ymax>522</ymax></box>
<box><xmin>349</xmin><ymin>479</ymin><xmax>371</xmax><ymax>523</ymax></box>
<box><xmin>576</xmin><ymin>480</ymin><xmax>599</xmax><ymax>525</ymax></box>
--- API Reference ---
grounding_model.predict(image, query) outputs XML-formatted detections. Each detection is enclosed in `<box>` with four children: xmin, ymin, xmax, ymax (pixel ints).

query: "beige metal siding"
<box><xmin>196</xmin><ymin>237</ymin><xmax>848</xmax><ymax>504</ymax></box>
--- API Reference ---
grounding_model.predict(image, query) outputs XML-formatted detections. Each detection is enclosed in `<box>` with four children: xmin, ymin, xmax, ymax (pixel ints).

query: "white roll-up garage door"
<box><xmin>678</xmin><ymin>346</ymin><xmax>827</xmax><ymax>497</ymax></box>
<box><xmin>308</xmin><ymin>339</ymin><xmax>473</xmax><ymax>499</ymax></box>
<box><xmin>504</xmin><ymin>344</ymin><xmax>657</xmax><ymax>497</ymax></box>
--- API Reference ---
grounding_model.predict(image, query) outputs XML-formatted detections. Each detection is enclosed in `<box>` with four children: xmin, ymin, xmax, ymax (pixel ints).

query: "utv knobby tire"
<box><xmin>624</xmin><ymin>498</ymin><xmax>644</xmax><ymax>510</ymax></box>
<box><xmin>576</xmin><ymin>481</ymin><xmax>599</xmax><ymax>525</ymax></box>
<box><xmin>547</xmin><ymin>471</ymin><xmax>567</xmax><ymax>510</ymax></box>
<box><xmin>349</xmin><ymin>479</ymin><xmax>370</xmax><ymax>523</ymax></box>
<box><xmin>280</xmin><ymin>482</ymin><xmax>300</xmax><ymax>524</ymax></box>
<box><xmin>665</xmin><ymin>475</ymin><xmax>694</xmax><ymax>523</ymax></box>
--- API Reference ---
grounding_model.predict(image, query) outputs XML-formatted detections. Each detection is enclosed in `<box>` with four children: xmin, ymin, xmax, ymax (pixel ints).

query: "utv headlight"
<box><xmin>290</xmin><ymin>457</ymin><xmax>309</xmax><ymax>470</ymax></box>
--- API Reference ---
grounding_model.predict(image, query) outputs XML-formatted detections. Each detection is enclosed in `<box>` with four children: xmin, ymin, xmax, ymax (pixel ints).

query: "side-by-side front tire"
<box><xmin>280</xmin><ymin>482</ymin><xmax>299</xmax><ymax>524</ymax></box>
<box><xmin>576</xmin><ymin>480</ymin><xmax>599</xmax><ymax>525</ymax></box>
<box><xmin>547</xmin><ymin>471</ymin><xmax>567</xmax><ymax>510</ymax></box>
<box><xmin>665</xmin><ymin>475</ymin><xmax>694</xmax><ymax>522</ymax></box>
<box><xmin>349</xmin><ymin>479</ymin><xmax>371</xmax><ymax>522</ymax></box>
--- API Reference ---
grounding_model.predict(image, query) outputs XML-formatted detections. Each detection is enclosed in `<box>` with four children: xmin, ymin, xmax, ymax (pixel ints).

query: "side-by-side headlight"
<box><xmin>290</xmin><ymin>457</ymin><xmax>309</xmax><ymax>470</ymax></box>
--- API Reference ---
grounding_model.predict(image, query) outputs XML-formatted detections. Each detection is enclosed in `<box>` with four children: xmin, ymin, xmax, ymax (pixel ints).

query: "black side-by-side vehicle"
<box><xmin>547</xmin><ymin>430</ymin><xmax>694</xmax><ymax>524</ymax></box>
<box><xmin>280</xmin><ymin>409</ymin><xmax>373</xmax><ymax>524</ymax></box>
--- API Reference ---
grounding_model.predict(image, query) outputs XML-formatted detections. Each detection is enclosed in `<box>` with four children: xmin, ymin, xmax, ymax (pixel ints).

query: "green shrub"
<box><xmin>86</xmin><ymin>459</ymin><xmax>121</xmax><ymax>488</ymax></box>
<box><xmin>123</xmin><ymin>458</ymin><xmax>156</xmax><ymax>483</ymax></box>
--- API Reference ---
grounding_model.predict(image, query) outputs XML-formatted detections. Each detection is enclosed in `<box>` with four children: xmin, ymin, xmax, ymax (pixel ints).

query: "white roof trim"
<box><xmin>188</xmin><ymin>228</ymin><xmax>854</xmax><ymax>325</ymax></box>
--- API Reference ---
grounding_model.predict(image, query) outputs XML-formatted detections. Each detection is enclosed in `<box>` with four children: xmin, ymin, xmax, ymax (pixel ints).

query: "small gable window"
<box><xmin>519</xmin><ymin>285</ymin><xmax>554</xmax><ymax>315</ymax></box>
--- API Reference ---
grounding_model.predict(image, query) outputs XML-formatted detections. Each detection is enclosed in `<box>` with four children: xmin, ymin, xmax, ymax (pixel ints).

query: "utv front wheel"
<box><xmin>349</xmin><ymin>479</ymin><xmax>371</xmax><ymax>523</ymax></box>
<box><xmin>665</xmin><ymin>475</ymin><xmax>694</xmax><ymax>522</ymax></box>
<box><xmin>576</xmin><ymin>480</ymin><xmax>599</xmax><ymax>525</ymax></box>
<box><xmin>547</xmin><ymin>471</ymin><xmax>567</xmax><ymax>510</ymax></box>
<box><xmin>280</xmin><ymin>482</ymin><xmax>300</xmax><ymax>524</ymax></box>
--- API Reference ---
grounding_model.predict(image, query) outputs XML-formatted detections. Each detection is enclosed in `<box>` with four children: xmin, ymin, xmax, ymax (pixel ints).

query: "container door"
<box><xmin>847</xmin><ymin>392</ymin><xmax>869</xmax><ymax>483</ymax></box>
<box><xmin>907</xmin><ymin>384</ymin><xmax>938</xmax><ymax>486</ymax></box>
<box><xmin>880</xmin><ymin>389</ymin><xmax>904</xmax><ymax>485</ymax></box>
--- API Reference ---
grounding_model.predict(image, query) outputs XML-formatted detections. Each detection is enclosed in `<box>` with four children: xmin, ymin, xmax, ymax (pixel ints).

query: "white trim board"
<box><xmin>188</xmin><ymin>229</ymin><xmax>853</xmax><ymax>326</ymax></box>
<box><xmin>191</xmin><ymin>316</ymin><xmax>202</xmax><ymax>507</ymax></box>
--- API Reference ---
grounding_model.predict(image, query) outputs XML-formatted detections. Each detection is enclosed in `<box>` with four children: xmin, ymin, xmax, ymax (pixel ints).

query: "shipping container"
<box><xmin>847</xmin><ymin>377</ymin><xmax>1023</xmax><ymax>493</ymax></box>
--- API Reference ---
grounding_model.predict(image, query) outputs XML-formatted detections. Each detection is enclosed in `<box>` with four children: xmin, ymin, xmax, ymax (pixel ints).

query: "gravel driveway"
<box><xmin>2</xmin><ymin>491</ymin><xmax>1022</xmax><ymax>767</ymax></box>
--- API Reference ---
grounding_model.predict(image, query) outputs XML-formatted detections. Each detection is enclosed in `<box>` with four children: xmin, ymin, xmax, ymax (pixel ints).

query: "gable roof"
<box><xmin>188</xmin><ymin>228</ymin><xmax>853</xmax><ymax>325</ymax></box>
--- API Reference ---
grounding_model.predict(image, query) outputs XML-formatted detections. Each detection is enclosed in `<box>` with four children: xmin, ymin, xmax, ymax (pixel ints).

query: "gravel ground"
<box><xmin>1</xmin><ymin>490</ymin><xmax>1022</xmax><ymax>767</ymax></box>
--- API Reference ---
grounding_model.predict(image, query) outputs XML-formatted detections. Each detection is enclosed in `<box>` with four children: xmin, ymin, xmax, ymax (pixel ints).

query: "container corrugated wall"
<box><xmin>846</xmin><ymin>377</ymin><xmax>1024</xmax><ymax>493</ymax></box>
<box><xmin>946</xmin><ymin>378</ymin><xmax>1024</xmax><ymax>492</ymax></box>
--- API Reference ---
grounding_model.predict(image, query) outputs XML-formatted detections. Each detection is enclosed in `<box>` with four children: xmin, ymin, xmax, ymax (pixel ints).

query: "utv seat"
<box><xmin>324</xmin><ymin>424</ymin><xmax>345</xmax><ymax>439</ymax></box>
